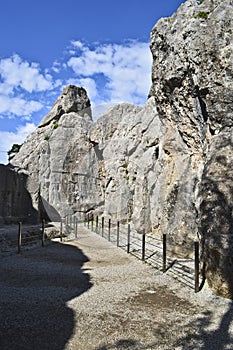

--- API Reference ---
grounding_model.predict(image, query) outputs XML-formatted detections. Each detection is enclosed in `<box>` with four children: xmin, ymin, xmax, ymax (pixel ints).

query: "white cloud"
<box><xmin>70</xmin><ymin>40</ymin><xmax>85</xmax><ymax>50</ymax></box>
<box><xmin>0</xmin><ymin>94</ymin><xmax>42</xmax><ymax>117</ymax></box>
<box><xmin>51</xmin><ymin>60</ymin><xmax>62</xmax><ymax>74</ymax></box>
<box><xmin>0</xmin><ymin>123</ymin><xmax>36</xmax><ymax>164</ymax></box>
<box><xmin>0</xmin><ymin>40</ymin><xmax>152</xmax><ymax>161</ymax></box>
<box><xmin>67</xmin><ymin>40</ymin><xmax>152</xmax><ymax>105</ymax></box>
<box><xmin>0</xmin><ymin>53</ymin><xmax>62</xmax><ymax>124</ymax></box>
<box><xmin>0</xmin><ymin>54</ymin><xmax>54</xmax><ymax>93</ymax></box>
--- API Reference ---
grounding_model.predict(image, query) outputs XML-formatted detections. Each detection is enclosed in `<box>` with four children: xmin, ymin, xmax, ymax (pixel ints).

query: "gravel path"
<box><xmin>1</xmin><ymin>227</ymin><xmax>233</xmax><ymax>350</ymax></box>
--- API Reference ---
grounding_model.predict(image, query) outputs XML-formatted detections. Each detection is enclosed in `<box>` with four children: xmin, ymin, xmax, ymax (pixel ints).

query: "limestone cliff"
<box><xmin>149</xmin><ymin>0</ymin><xmax>233</xmax><ymax>298</ymax></box>
<box><xmin>12</xmin><ymin>85</ymin><xmax>94</xmax><ymax>221</ymax></box>
<box><xmin>10</xmin><ymin>0</ymin><xmax>233</xmax><ymax>298</ymax></box>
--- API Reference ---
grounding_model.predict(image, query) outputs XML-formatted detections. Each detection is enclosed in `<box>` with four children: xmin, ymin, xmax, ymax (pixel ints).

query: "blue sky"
<box><xmin>0</xmin><ymin>0</ymin><xmax>185</xmax><ymax>164</ymax></box>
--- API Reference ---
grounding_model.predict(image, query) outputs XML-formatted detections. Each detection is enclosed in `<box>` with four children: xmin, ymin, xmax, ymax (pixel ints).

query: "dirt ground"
<box><xmin>0</xmin><ymin>227</ymin><xmax>233</xmax><ymax>350</ymax></box>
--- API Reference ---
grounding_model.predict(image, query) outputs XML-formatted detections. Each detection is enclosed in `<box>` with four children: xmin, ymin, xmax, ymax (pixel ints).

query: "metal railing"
<box><xmin>4</xmin><ymin>212</ymin><xmax>201</xmax><ymax>293</ymax></box>
<box><xmin>63</xmin><ymin>213</ymin><xmax>202</xmax><ymax>293</ymax></box>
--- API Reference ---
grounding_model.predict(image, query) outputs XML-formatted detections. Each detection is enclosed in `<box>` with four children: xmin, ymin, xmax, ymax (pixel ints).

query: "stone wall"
<box><xmin>0</xmin><ymin>165</ymin><xmax>38</xmax><ymax>225</ymax></box>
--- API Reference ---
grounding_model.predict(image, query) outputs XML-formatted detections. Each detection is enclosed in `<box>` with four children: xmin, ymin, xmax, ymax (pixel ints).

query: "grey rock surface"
<box><xmin>148</xmin><ymin>0</ymin><xmax>233</xmax><ymax>298</ymax></box>
<box><xmin>0</xmin><ymin>164</ymin><xmax>37</xmax><ymax>225</ymax></box>
<box><xmin>12</xmin><ymin>85</ymin><xmax>94</xmax><ymax>221</ymax></box>
<box><xmin>39</xmin><ymin>85</ymin><xmax>92</xmax><ymax>127</ymax></box>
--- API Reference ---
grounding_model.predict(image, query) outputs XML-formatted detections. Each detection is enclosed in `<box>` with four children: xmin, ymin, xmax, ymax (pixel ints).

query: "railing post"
<box><xmin>60</xmin><ymin>219</ymin><xmax>63</xmax><ymax>242</ymax></box>
<box><xmin>42</xmin><ymin>219</ymin><xmax>45</xmax><ymax>247</ymax></box>
<box><xmin>102</xmin><ymin>217</ymin><xmax>104</xmax><ymax>237</ymax></box>
<box><xmin>91</xmin><ymin>215</ymin><xmax>94</xmax><ymax>231</ymax></box>
<box><xmin>163</xmin><ymin>234</ymin><xmax>167</xmax><ymax>273</ymax></box>
<box><xmin>117</xmin><ymin>221</ymin><xmax>120</xmax><ymax>247</ymax></box>
<box><xmin>195</xmin><ymin>241</ymin><xmax>200</xmax><ymax>293</ymax></box>
<box><xmin>108</xmin><ymin>218</ymin><xmax>111</xmax><ymax>241</ymax></box>
<box><xmin>142</xmin><ymin>230</ymin><xmax>146</xmax><ymax>261</ymax></box>
<box><xmin>88</xmin><ymin>214</ymin><xmax>90</xmax><ymax>229</ymax></box>
<box><xmin>18</xmin><ymin>222</ymin><xmax>22</xmax><ymax>254</ymax></box>
<box><xmin>127</xmin><ymin>224</ymin><xmax>130</xmax><ymax>254</ymax></box>
<box><xmin>96</xmin><ymin>215</ymin><xmax>99</xmax><ymax>234</ymax></box>
<box><xmin>75</xmin><ymin>217</ymin><xmax>78</xmax><ymax>238</ymax></box>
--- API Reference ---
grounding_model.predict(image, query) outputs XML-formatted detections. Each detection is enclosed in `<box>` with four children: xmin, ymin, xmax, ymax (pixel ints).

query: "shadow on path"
<box><xmin>173</xmin><ymin>301</ymin><xmax>233</xmax><ymax>350</ymax></box>
<box><xmin>0</xmin><ymin>241</ymin><xmax>92</xmax><ymax>350</ymax></box>
<box><xmin>95</xmin><ymin>303</ymin><xmax>233</xmax><ymax>350</ymax></box>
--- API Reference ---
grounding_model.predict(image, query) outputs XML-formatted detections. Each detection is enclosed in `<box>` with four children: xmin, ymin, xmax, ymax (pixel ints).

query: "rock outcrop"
<box><xmin>10</xmin><ymin>0</ymin><xmax>233</xmax><ymax>298</ymax></box>
<box><xmin>0</xmin><ymin>164</ymin><xmax>37</xmax><ymax>224</ymax></box>
<box><xmin>149</xmin><ymin>0</ymin><xmax>233</xmax><ymax>298</ymax></box>
<box><xmin>12</xmin><ymin>85</ymin><xmax>94</xmax><ymax>221</ymax></box>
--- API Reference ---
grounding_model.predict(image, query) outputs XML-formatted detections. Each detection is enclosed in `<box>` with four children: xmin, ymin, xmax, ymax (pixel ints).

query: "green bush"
<box><xmin>195</xmin><ymin>11</ymin><xmax>209</xmax><ymax>19</ymax></box>
<box><xmin>53</xmin><ymin>121</ymin><xmax>59</xmax><ymax>129</ymax></box>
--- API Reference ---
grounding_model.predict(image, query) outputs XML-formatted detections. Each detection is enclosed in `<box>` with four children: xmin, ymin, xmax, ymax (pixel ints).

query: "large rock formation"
<box><xmin>12</xmin><ymin>85</ymin><xmax>94</xmax><ymax>221</ymax></box>
<box><xmin>148</xmin><ymin>0</ymin><xmax>233</xmax><ymax>298</ymax></box>
<box><xmin>10</xmin><ymin>0</ymin><xmax>233</xmax><ymax>298</ymax></box>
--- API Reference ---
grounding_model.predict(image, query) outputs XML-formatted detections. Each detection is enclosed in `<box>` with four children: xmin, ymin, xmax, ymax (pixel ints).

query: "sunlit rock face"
<box><xmin>11</xmin><ymin>0</ymin><xmax>233</xmax><ymax>298</ymax></box>
<box><xmin>149</xmin><ymin>0</ymin><xmax>233</xmax><ymax>298</ymax></box>
<box><xmin>12</xmin><ymin>85</ymin><xmax>95</xmax><ymax>220</ymax></box>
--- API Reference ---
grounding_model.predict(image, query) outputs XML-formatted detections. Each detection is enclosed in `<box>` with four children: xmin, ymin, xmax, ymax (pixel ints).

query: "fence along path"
<box><xmin>1</xmin><ymin>215</ymin><xmax>201</xmax><ymax>292</ymax></box>
<box><xmin>0</xmin><ymin>222</ymin><xmax>47</xmax><ymax>257</ymax></box>
<box><xmin>63</xmin><ymin>215</ymin><xmax>202</xmax><ymax>293</ymax></box>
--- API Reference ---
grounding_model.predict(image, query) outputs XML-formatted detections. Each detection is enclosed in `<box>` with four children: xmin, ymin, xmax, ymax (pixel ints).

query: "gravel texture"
<box><xmin>1</xmin><ymin>227</ymin><xmax>233</xmax><ymax>350</ymax></box>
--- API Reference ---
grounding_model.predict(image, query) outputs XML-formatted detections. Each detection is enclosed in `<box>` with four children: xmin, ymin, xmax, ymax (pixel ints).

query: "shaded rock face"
<box><xmin>0</xmin><ymin>165</ymin><xmax>37</xmax><ymax>224</ymax></box>
<box><xmin>199</xmin><ymin>129</ymin><xmax>233</xmax><ymax>298</ymax></box>
<box><xmin>11</xmin><ymin>0</ymin><xmax>233</xmax><ymax>298</ymax></box>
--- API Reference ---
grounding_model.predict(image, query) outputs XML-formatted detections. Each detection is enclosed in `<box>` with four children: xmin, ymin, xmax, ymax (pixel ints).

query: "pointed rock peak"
<box><xmin>61</xmin><ymin>85</ymin><xmax>91</xmax><ymax>114</ymax></box>
<box><xmin>39</xmin><ymin>85</ymin><xmax>92</xmax><ymax>128</ymax></box>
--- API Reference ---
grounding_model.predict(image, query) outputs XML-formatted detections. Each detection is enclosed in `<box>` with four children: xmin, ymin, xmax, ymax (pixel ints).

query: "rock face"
<box><xmin>38</xmin><ymin>85</ymin><xmax>92</xmax><ymax>128</ymax></box>
<box><xmin>12</xmin><ymin>85</ymin><xmax>94</xmax><ymax>221</ymax></box>
<box><xmin>148</xmin><ymin>0</ymin><xmax>233</xmax><ymax>298</ymax></box>
<box><xmin>10</xmin><ymin>0</ymin><xmax>233</xmax><ymax>298</ymax></box>
<box><xmin>0</xmin><ymin>165</ymin><xmax>37</xmax><ymax>224</ymax></box>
